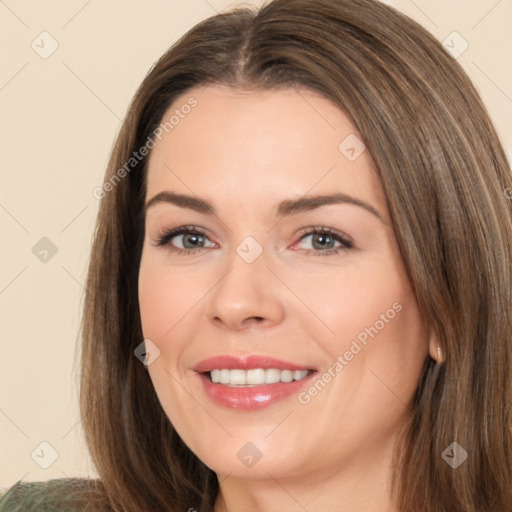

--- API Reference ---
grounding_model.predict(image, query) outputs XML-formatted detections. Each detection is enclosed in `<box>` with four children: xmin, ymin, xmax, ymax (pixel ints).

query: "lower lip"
<box><xmin>197</xmin><ymin>372</ymin><xmax>316</xmax><ymax>410</ymax></box>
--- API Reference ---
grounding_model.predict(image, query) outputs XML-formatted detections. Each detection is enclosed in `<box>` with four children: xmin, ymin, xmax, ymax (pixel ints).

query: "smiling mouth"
<box><xmin>205</xmin><ymin>368</ymin><xmax>314</xmax><ymax>386</ymax></box>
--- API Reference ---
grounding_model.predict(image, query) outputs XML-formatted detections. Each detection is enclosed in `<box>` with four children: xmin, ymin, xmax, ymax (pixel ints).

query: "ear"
<box><xmin>427</xmin><ymin>328</ymin><xmax>444</xmax><ymax>363</ymax></box>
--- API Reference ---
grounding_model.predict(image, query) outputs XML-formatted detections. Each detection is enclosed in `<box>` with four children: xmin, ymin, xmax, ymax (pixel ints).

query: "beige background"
<box><xmin>1</xmin><ymin>0</ymin><xmax>511</xmax><ymax>490</ymax></box>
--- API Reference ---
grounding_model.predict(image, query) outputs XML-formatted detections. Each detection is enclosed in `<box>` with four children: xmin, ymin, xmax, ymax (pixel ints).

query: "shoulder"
<box><xmin>0</xmin><ymin>477</ymin><xmax>111</xmax><ymax>512</ymax></box>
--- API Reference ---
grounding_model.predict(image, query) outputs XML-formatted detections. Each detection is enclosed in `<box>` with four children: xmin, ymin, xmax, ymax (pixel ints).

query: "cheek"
<box><xmin>138</xmin><ymin>265</ymin><xmax>168</xmax><ymax>340</ymax></box>
<box><xmin>138</xmin><ymin>252</ymin><xmax>214</xmax><ymax>392</ymax></box>
<box><xmin>332</xmin><ymin>278</ymin><xmax>418</xmax><ymax>345</ymax></box>
<box><xmin>138</xmin><ymin>255</ymin><xmax>189</xmax><ymax>362</ymax></box>
<box><xmin>138</xmin><ymin>251</ymin><xmax>194</xmax><ymax>335</ymax></box>
<box><xmin>329</xmin><ymin>275</ymin><xmax>427</xmax><ymax>405</ymax></box>
<box><xmin>305</xmin><ymin>253</ymin><xmax>428</xmax><ymax>388</ymax></box>
<box><xmin>295</xmin><ymin>271</ymin><xmax>427</xmax><ymax>449</ymax></box>
<box><xmin>138</xmin><ymin>256</ymin><xmax>200</xmax><ymax>424</ymax></box>
<box><xmin>291</xmin><ymin>258</ymin><xmax>418</xmax><ymax>345</ymax></box>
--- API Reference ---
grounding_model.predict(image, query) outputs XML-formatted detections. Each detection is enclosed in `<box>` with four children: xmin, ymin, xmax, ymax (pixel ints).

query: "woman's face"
<box><xmin>138</xmin><ymin>85</ymin><xmax>431</xmax><ymax>481</ymax></box>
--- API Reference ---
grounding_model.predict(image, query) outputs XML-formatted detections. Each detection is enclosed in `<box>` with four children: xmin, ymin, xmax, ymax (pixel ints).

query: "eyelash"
<box><xmin>153</xmin><ymin>225</ymin><xmax>354</xmax><ymax>257</ymax></box>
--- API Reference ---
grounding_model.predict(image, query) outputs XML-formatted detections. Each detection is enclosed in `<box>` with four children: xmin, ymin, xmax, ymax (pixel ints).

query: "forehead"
<box><xmin>145</xmin><ymin>85</ymin><xmax>387</xmax><ymax>217</ymax></box>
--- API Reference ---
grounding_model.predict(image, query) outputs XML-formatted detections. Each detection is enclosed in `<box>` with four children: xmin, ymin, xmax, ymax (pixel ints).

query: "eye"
<box><xmin>153</xmin><ymin>225</ymin><xmax>216</xmax><ymax>255</ymax></box>
<box><xmin>152</xmin><ymin>225</ymin><xmax>353</xmax><ymax>257</ymax></box>
<box><xmin>293</xmin><ymin>227</ymin><xmax>353</xmax><ymax>257</ymax></box>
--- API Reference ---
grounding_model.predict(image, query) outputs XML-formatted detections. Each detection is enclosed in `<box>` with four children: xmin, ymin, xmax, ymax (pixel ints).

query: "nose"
<box><xmin>206</xmin><ymin>245</ymin><xmax>285</xmax><ymax>331</ymax></box>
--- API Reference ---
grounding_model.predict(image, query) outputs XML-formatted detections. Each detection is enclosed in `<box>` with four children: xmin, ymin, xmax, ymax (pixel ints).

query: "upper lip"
<box><xmin>194</xmin><ymin>355</ymin><xmax>315</xmax><ymax>373</ymax></box>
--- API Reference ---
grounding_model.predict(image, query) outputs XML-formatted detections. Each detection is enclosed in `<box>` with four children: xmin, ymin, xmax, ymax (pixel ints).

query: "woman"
<box><xmin>2</xmin><ymin>0</ymin><xmax>511</xmax><ymax>510</ymax></box>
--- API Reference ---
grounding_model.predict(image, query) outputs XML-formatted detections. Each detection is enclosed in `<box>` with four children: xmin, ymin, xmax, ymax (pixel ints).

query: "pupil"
<box><xmin>184</xmin><ymin>233</ymin><xmax>203</xmax><ymax>248</ymax></box>
<box><xmin>313</xmin><ymin>234</ymin><xmax>333</xmax><ymax>250</ymax></box>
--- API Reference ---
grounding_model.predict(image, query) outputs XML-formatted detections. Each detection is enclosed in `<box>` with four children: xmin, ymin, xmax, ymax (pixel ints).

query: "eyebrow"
<box><xmin>144</xmin><ymin>191</ymin><xmax>386</xmax><ymax>224</ymax></box>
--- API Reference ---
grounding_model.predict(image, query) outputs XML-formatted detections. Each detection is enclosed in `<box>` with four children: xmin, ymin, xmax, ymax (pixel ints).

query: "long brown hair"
<box><xmin>79</xmin><ymin>0</ymin><xmax>512</xmax><ymax>510</ymax></box>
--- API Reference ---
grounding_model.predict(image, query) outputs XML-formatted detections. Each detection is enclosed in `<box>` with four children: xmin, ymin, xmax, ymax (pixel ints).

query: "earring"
<box><xmin>437</xmin><ymin>345</ymin><xmax>444</xmax><ymax>363</ymax></box>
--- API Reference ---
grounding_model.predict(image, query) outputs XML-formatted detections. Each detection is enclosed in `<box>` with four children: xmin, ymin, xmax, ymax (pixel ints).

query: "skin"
<box><xmin>138</xmin><ymin>84</ymin><xmax>439</xmax><ymax>512</ymax></box>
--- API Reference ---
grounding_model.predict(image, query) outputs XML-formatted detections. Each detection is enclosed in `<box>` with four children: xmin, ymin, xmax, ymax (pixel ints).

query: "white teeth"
<box><xmin>219</xmin><ymin>369</ymin><xmax>230</xmax><ymax>384</ymax></box>
<box><xmin>265</xmin><ymin>368</ymin><xmax>281</xmax><ymax>383</ymax></box>
<box><xmin>209</xmin><ymin>368</ymin><xmax>311</xmax><ymax>386</ymax></box>
<box><xmin>281</xmin><ymin>370</ymin><xmax>293</xmax><ymax>382</ymax></box>
<box><xmin>247</xmin><ymin>368</ymin><xmax>265</xmax><ymax>385</ymax></box>
<box><xmin>230</xmin><ymin>369</ymin><xmax>246</xmax><ymax>385</ymax></box>
<box><xmin>293</xmin><ymin>370</ymin><xmax>309</xmax><ymax>381</ymax></box>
